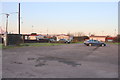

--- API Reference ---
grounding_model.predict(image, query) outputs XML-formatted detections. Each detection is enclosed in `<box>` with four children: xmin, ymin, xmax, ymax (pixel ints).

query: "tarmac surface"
<box><xmin>2</xmin><ymin>43</ymin><xmax>118</xmax><ymax>78</ymax></box>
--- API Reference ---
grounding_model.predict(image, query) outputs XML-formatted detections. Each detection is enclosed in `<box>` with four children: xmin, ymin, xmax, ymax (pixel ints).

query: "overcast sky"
<box><xmin>0</xmin><ymin>2</ymin><xmax>118</xmax><ymax>36</ymax></box>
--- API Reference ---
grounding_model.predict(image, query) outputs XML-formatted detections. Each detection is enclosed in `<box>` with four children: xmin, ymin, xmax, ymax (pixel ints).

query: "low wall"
<box><xmin>7</xmin><ymin>34</ymin><xmax>23</xmax><ymax>45</ymax></box>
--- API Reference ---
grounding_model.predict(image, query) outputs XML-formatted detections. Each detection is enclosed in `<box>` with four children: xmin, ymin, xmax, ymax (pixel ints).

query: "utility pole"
<box><xmin>101</xmin><ymin>31</ymin><xmax>104</xmax><ymax>36</ymax></box>
<box><xmin>32</xmin><ymin>25</ymin><xmax>34</xmax><ymax>32</ymax></box>
<box><xmin>4</xmin><ymin>14</ymin><xmax>9</xmax><ymax>46</ymax></box>
<box><xmin>1</xmin><ymin>12</ymin><xmax>18</xmax><ymax>46</ymax></box>
<box><xmin>47</xmin><ymin>28</ymin><xmax>48</xmax><ymax>37</ymax></box>
<box><xmin>114</xmin><ymin>29</ymin><xmax>116</xmax><ymax>37</ymax></box>
<box><xmin>18</xmin><ymin>3</ymin><xmax>20</xmax><ymax>34</ymax></box>
<box><xmin>5</xmin><ymin>14</ymin><xmax>9</xmax><ymax>33</ymax></box>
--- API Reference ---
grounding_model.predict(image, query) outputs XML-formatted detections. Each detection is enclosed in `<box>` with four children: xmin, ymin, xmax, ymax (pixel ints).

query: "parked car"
<box><xmin>59</xmin><ymin>39</ymin><xmax>71</xmax><ymax>44</ymax></box>
<box><xmin>84</xmin><ymin>39</ymin><xmax>106</xmax><ymax>46</ymax></box>
<box><xmin>49</xmin><ymin>39</ymin><xmax>56</xmax><ymax>43</ymax></box>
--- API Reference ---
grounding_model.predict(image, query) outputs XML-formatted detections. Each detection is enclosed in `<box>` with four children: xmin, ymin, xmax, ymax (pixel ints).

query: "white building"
<box><xmin>56</xmin><ymin>34</ymin><xmax>73</xmax><ymax>41</ymax></box>
<box><xmin>89</xmin><ymin>36</ymin><xmax>106</xmax><ymax>42</ymax></box>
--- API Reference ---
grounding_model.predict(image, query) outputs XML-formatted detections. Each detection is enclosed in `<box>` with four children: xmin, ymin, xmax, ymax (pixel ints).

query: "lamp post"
<box><xmin>1</xmin><ymin>12</ymin><xmax>18</xmax><ymax>46</ymax></box>
<box><xmin>46</xmin><ymin>27</ymin><xmax>48</xmax><ymax>37</ymax></box>
<box><xmin>114</xmin><ymin>29</ymin><xmax>116</xmax><ymax>37</ymax></box>
<box><xmin>32</xmin><ymin>25</ymin><xmax>34</xmax><ymax>33</ymax></box>
<box><xmin>101</xmin><ymin>31</ymin><xmax>104</xmax><ymax>36</ymax></box>
<box><xmin>5</xmin><ymin>14</ymin><xmax>9</xmax><ymax>34</ymax></box>
<box><xmin>4</xmin><ymin>14</ymin><xmax>9</xmax><ymax>46</ymax></box>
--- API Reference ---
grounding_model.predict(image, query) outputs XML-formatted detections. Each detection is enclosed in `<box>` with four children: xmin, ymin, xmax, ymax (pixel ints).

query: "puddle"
<box><xmin>13</xmin><ymin>61</ymin><xmax>22</xmax><ymax>64</ymax></box>
<box><xmin>28</xmin><ymin>56</ymin><xmax>81</xmax><ymax>67</ymax></box>
<box><xmin>35</xmin><ymin>60</ymin><xmax>47</xmax><ymax>67</ymax></box>
<box><xmin>28</xmin><ymin>58</ymin><xmax>36</xmax><ymax>60</ymax></box>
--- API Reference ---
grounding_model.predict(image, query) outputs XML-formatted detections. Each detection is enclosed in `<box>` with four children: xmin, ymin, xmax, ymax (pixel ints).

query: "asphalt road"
<box><xmin>2</xmin><ymin>43</ymin><xmax>118</xmax><ymax>78</ymax></box>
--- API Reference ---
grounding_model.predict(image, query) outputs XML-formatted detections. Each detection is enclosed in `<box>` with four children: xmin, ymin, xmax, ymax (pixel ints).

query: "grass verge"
<box><xmin>20</xmin><ymin>43</ymin><xmax>66</xmax><ymax>47</ymax></box>
<box><xmin>1</xmin><ymin>42</ymin><xmax>84</xmax><ymax>49</ymax></box>
<box><xmin>0</xmin><ymin>44</ymin><xmax>2</xmax><ymax>49</ymax></box>
<box><xmin>105</xmin><ymin>42</ymin><xmax>120</xmax><ymax>45</ymax></box>
<box><xmin>71</xmin><ymin>41</ymin><xmax>84</xmax><ymax>44</ymax></box>
<box><xmin>2</xmin><ymin>43</ymin><xmax>66</xmax><ymax>49</ymax></box>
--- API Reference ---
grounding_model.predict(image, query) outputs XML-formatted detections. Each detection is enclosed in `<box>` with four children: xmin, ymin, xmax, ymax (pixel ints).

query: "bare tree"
<box><xmin>67</xmin><ymin>32</ymin><xmax>74</xmax><ymax>36</ymax></box>
<box><xmin>76</xmin><ymin>32</ymin><xmax>85</xmax><ymax>37</ymax></box>
<box><xmin>88</xmin><ymin>32</ymin><xmax>91</xmax><ymax>36</ymax></box>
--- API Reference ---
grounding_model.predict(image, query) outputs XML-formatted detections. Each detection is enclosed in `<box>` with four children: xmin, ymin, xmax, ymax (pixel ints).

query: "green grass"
<box><xmin>110</xmin><ymin>43</ymin><xmax>119</xmax><ymax>45</ymax></box>
<box><xmin>71</xmin><ymin>41</ymin><xmax>84</xmax><ymax>44</ymax></box>
<box><xmin>111</xmin><ymin>43</ymin><xmax>120</xmax><ymax>45</ymax></box>
<box><xmin>2</xmin><ymin>43</ymin><xmax>66</xmax><ymax>49</ymax></box>
<box><xmin>76</xmin><ymin>41</ymin><xmax>84</xmax><ymax>43</ymax></box>
<box><xmin>105</xmin><ymin>42</ymin><xmax>120</xmax><ymax>45</ymax></box>
<box><xmin>2</xmin><ymin>45</ymin><xmax>17</xmax><ymax>49</ymax></box>
<box><xmin>0</xmin><ymin>44</ymin><xmax>2</xmax><ymax>48</ymax></box>
<box><xmin>20</xmin><ymin>43</ymin><xmax>66</xmax><ymax>47</ymax></box>
<box><xmin>2</xmin><ymin>44</ymin><xmax>23</xmax><ymax>49</ymax></box>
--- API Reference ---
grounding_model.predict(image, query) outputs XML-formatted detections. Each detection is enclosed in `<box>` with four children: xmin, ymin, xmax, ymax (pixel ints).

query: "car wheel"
<box><xmin>89</xmin><ymin>44</ymin><xmax>92</xmax><ymax>46</ymax></box>
<box><xmin>68</xmin><ymin>42</ymin><xmax>70</xmax><ymax>44</ymax></box>
<box><xmin>86</xmin><ymin>44</ymin><xmax>89</xmax><ymax>46</ymax></box>
<box><xmin>101</xmin><ymin>44</ymin><xmax>105</xmax><ymax>47</ymax></box>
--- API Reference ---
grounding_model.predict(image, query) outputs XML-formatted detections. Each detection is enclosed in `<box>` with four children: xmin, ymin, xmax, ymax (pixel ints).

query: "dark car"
<box><xmin>84</xmin><ymin>39</ymin><xmax>106</xmax><ymax>46</ymax></box>
<box><xmin>59</xmin><ymin>39</ymin><xmax>71</xmax><ymax>44</ymax></box>
<box><xmin>49</xmin><ymin>39</ymin><xmax>56</xmax><ymax>41</ymax></box>
<box><xmin>49</xmin><ymin>39</ymin><xmax>56</xmax><ymax>43</ymax></box>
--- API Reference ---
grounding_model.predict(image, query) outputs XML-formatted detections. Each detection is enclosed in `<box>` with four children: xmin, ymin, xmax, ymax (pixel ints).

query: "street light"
<box><xmin>101</xmin><ymin>31</ymin><xmax>104</xmax><ymax>36</ymax></box>
<box><xmin>32</xmin><ymin>25</ymin><xmax>34</xmax><ymax>33</ymax></box>
<box><xmin>1</xmin><ymin>12</ymin><xmax>18</xmax><ymax>46</ymax></box>
<box><xmin>1</xmin><ymin>12</ymin><xmax>18</xmax><ymax>33</ymax></box>
<box><xmin>5</xmin><ymin>14</ymin><xmax>9</xmax><ymax>34</ymax></box>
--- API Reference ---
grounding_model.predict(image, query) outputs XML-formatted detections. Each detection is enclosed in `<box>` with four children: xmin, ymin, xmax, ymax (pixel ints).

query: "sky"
<box><xmin>0</xmin><ymin>2</ymin><xmax>118</xmax><ymax>36</ymax></box>
<box><xmin>1</xmin><ymin>0</ymin><xmax>119</xmax><ymax>2</ymax></box>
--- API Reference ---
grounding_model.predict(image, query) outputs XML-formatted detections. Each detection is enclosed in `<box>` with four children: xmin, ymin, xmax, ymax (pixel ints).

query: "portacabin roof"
<box><xmin>90</xmin><ymin>36</ymin><xmax>107</xmax><ymax>38</ymax></box>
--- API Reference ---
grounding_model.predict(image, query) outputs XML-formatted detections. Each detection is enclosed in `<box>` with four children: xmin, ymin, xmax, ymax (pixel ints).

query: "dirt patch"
<box><xmin>28</xmin><ymin>56</ymin><xmax>81</xmax><ymax>67</ymax></box>
<box><xmin>13</xmin><ymin>61</ymin><xmax>22</xmax><ymax>64</ymax></box>
<box><xmin>92</xmin><ymin>46</ymin><xmax>100</xmax><ymax>51</ymax></box>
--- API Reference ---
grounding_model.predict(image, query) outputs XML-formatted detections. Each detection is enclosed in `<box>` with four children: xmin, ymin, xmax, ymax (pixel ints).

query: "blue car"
<box><xmin>59</xmin><ymin>39</ymin><xmax>71</xmax><ymax>44</ymax></box>
<box><xmin>84</xmin><ymin>39</ymin><xmax>106</xmax><ymax>46</ymax></box>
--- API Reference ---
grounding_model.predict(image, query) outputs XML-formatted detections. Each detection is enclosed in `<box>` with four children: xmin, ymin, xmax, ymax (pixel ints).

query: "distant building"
<box><xmin>89</xmin><ymin>36</ymin><xmax>107</xmax><ymax>42</ymax></box>
<box><xmin>36</xmin><ymin>35</ymin><xmax>45</xmax><ymax>40</ymax></box>
<box><xmin>29</xmin><ymin>35</ymin><xmax>37</xmax><ymax>40</ymax></box>
<box><xmin>73</xmin><ymin>36</ymin><xmax>89</xmax><ymax>42</ymax></box>
<box><xmin>89</xmin><ymin>35</ymin><xmax>115</xmax><ymax>42</ymax></box>
<box><xmin>23</xmin><ymin>33</ymin><xmax>46</xmax><ymax>40</ymax></box>
<box><xmin>56</xmin><ymin>34</ymin><xmax>73</xmax><ymax>41</ymax></box>
<box><xmin>106</xmin><ymin>37</ymin><xmax>114</xmax><ymax>42</ymax></box>
<box><xmin>22</xmin><ymin>34</ymin><xmax>30</xmax><ymax>40</ymax></box>
<box><xmin>23</xmin><ymin>33</ymin><xmax>38</xmax><ymax>40</ymax></box>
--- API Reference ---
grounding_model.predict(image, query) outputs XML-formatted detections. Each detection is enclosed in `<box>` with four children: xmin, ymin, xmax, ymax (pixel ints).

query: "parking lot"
<box><xmin>2</xmin><ymin>43</ymin><xmax>118</xmax><ymax>78</ymax></box>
